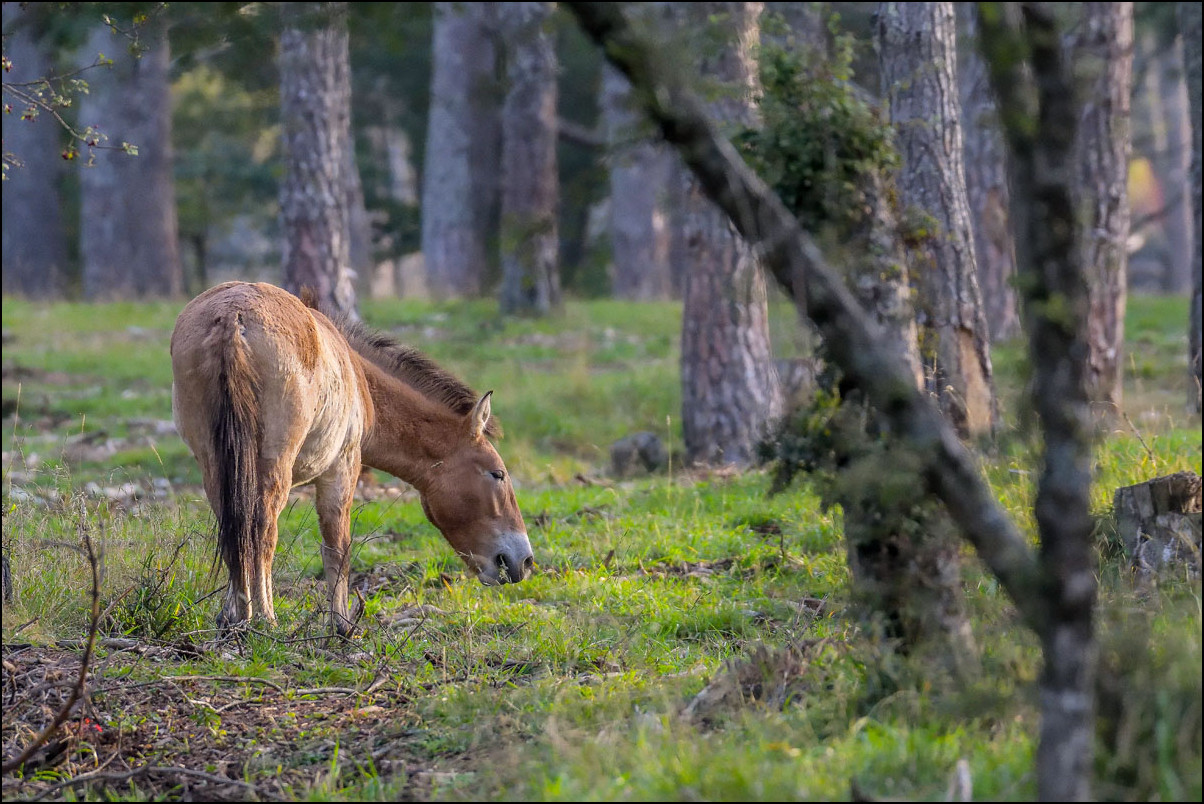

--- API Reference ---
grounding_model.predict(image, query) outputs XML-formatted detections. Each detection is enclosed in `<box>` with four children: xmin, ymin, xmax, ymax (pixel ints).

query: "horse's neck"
<box><xmin>356</xmin><ymin>357</ymin><xmax>461</xmax><ymax>490</ymax></box>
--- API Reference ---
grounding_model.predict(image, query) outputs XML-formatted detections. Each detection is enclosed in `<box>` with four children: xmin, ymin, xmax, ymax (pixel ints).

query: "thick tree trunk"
<box><xmin>1181</xmin><ymin>1</ymin><xmax>1202</xmax><ymax>412</ymax></box>
<box><xmin>678</xmin><ymin>2</ymin><xmax>783</xmax><ymax>467</ymax></box>
<box><xmin>278</xmin><ymin>2</ymin><xmax>357</xmax><ymax>317</ymax></box>
<box><xmin>957</xmin><ymin>3</ymin><xmax>1020</xmax><ymax>342</ymax></box>
<box><xmin>79</xmin><ymin>18</ymin><xmax>182</xmax><ymax>301</ymax></box>
<box><xmin>1076</xmin><ymin>2</ymin><xmax>1133</xmax><ymax>412</ymax></box>
<box><xmin>1</xmin><ymin>5</ymin><xmax>66</xmax><ymax>299</ymax></box>
<box><xmin>498</xmin><ymin>1</ymin><xmax>561</xmax><ymax>316</ymax></box>
<box><xmin>422</xmin><ymin>1</ymin><xmax>501</xmax><ymax>299</ymax></box>
<box><xmin>878</xmin><ymin>2</ymin><xmax>996</xmax><ymax>440</ymax></box>
<box><xmin>602</xmin><ymin>63</ymin><xmax>673</xmax><ymax>300</ymax></box>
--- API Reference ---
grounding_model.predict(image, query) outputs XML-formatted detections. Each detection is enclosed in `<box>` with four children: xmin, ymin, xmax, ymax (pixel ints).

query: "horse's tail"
<box><xmin>211</xmin><ymin>312</ymin><xmax>264</xmax><ymax>591</ymax></box>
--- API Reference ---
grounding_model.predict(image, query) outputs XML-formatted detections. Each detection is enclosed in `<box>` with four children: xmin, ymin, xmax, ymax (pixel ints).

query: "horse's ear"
<box><xmin>469</xmin><ymin>391</ymin><xmax>493</xmax><ymax>439</ymax></box>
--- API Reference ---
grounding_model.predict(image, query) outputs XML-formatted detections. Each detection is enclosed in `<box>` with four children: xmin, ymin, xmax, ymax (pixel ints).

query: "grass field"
<box><xmin>2</xmin><ymin>291</ymin><xmax>1200</xmax><ymax>801</ymax></box>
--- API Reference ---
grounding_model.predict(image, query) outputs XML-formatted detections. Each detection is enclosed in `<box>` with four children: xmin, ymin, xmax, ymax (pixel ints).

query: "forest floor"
<box><xmin>2</xmin><ymin>292</ymin><xmax>1200</xmax><ymax>801</ymax></box>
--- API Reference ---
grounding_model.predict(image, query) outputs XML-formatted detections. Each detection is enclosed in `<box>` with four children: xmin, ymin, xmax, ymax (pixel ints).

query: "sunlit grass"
<box><xmin>1</xmin><ymin>292</ymin><xmax>1199</xmax><ymax>801</ymax></box>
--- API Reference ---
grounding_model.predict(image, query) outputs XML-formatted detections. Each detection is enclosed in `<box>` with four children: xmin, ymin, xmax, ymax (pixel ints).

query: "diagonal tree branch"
<box><xmin>564</xmin><ymin>1</ymin><xmax>1048</xmax><ymax>636</ymax></box>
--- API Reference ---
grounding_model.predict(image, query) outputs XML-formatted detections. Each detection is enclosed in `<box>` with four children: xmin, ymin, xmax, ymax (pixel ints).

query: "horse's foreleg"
<box><xmin>315</xmin><ymin>455</ymin><xmax>358</xmax><ymax>637</ymax></box>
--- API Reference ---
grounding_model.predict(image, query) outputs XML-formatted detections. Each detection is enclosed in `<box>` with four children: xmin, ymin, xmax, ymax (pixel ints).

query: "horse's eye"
<box><xmin>490</xmin><ymin>470</ymin><xmax>506</xmax><ymax>481</ymax></box>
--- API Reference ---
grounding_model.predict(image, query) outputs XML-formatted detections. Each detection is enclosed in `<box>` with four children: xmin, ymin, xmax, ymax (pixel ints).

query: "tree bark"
<box><xmin>1181</xmin><ymin>1</ymin><xmax>1202</xmax><ymax>412</ymax></box>
<box><xmin>422</xmin><ymin>1</ymin><xmax>501</xmax><ymax>299</ymax></box>
<box><xmin>978</xmin><ymin>4</ymin><xmax>1098</xmax><ymax>799</ymax></box>
<box><xmin>498</xmin><ymin>1</ymin><xmax>561</xmax><ymax>316</ymax></box>
<box><xmin>957</xmin><ymin>3</ymin><xmax>1020</xmax><ymax>342</ymax></box>
<box><xmin>677</xmin><ymin>2</ymin><xmax>784</xmax><ymax>468</ymax></box>
<box><xmin>1075</xmin><ymin>2</ymin><xmax>1133</xmax><ymax>412</ymax></box>
<box><xmin>878</xmin><ymin>2</ymin><xmax>996</xmax><ymax>440</ymax></box>
<box><xmin>602</xmin><ymin>63</ymin><xmax>673</xmax><ymax>300</ymax></box>
<box><xmin>278</xmin><ymin>1</ymin><xmax>357</xmax><ymax>317</ymax></box>
<box><xmin>1152</xmin><ymin>34</ymin><xmax>1195</xmax><ymax>295</ymax></box>
<box><xmin>79</xmin><ymin>17</ymin><xmax>182</xmax><ymax>301</ymax></box>
<box><xmin>1</xmin><ymin>4</ymin><xmax>67</xmax><ymax>299</ymax></box>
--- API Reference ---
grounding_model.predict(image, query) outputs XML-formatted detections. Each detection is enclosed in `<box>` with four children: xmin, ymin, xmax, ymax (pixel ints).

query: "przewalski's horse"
<box><xmin>170</xmin><ymin>281</ymin><xmax>533</xmax><ymax>635</ymax></box>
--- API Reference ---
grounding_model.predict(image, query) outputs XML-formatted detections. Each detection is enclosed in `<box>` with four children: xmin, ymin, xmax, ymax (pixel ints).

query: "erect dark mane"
<box><xmin>305</xmin><ymin>294</ymin><xmax>501</xmax><ymax>438</ymax></box>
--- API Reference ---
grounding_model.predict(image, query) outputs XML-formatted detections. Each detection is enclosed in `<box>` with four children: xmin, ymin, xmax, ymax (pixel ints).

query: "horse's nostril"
<box><xmin>523</xmin><ymin>555</ymin><xmax>534</xmax><ymax>572</ymax></box>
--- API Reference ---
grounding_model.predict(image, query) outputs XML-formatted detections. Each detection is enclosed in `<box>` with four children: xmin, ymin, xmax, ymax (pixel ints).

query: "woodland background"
<box><xmin>1</xmin><ymin>2</ymin><xmax>1201</xmax><ymax>801</ymax></box>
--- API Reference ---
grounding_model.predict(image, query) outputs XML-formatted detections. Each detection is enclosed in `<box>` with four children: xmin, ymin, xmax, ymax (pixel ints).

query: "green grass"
<box><xmin>1</xmin><ymin>292</ymin><xmax>1200</xmax><ymax>801</ymax></box>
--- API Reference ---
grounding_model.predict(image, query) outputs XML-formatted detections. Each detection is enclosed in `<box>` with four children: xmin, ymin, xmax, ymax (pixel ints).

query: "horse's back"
<box><xmin>171</xmin><ymin>282</ymin><xmax>370</xmax><ymax>487</ymax></box>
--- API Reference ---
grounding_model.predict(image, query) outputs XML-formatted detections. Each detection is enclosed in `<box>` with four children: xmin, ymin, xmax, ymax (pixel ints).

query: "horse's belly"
<box><xmin>280</xmin><ymin>377</ymin><xmax>365</xmax><ymax>488</ymax></box>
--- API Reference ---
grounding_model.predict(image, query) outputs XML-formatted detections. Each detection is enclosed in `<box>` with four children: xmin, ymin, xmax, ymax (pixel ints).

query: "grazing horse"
<box><xmin>170</xmin><ymin>281</ymin><xmax>533</xmax><ymax>635</ymax></box>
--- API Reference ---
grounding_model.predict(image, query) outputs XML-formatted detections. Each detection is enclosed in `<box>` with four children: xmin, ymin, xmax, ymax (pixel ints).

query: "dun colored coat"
<box><xmin>171</xmin><ymin>282</ymin><xmax>532</xmax><ymax>634</ymax></box>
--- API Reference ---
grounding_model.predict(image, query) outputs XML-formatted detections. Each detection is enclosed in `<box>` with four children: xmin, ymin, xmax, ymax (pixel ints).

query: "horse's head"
<box><xmin>419</xmin><ymin>392</ymin><xmax>533</xmax><ymax>585</ymax></box>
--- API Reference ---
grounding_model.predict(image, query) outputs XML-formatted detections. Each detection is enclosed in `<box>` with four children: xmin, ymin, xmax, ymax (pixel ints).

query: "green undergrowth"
<box><xmin>2</xmin><ymin>292</ymin><xmax>1200</xmax><ymax>801</ymax></box>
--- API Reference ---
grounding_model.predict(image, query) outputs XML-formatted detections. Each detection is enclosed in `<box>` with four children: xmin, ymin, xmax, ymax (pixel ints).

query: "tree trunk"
<box><xmin>498</xmin><ymin>1</ymin><xmax>561</xmax><ymax>316</ymax></box>
<box><xmin>878</xmin><ymin>2</ymin><xmax>996</xmax><ymax>440</ymax></box>
<box><xmin>957</xmin><ymin>3</ymin><xmax>1020</xmax><ymax>342</ymax></box>
<box><xmin>278</xmin><ymin>1</ymin><xmax>357</xmax><ymax>317</ymax></box>
<box><xmin>1160</xmin><ymin>32</ymin><xmax>1199</xmax><ymax>294</ymax></box>
<box><xmin>978</xmin><ymin>5</ymin><xmax>1099</xmax><ymax>799</ymax></box>
<box><xmin>601</xmin><ymin>63</ymin><xmax>672</xmax><ymax>300</ymax></box>
<box><xmin>1076</xmin><ymin>2</ymin><xmax>1133</xmax><ymax>412</ymax></box>
<box><xmin>79</xmin><ymin>17</ymin><xmax>182</xmax><ymax>301</ymax></box>
<box><xmin>1181</xmin><ymin>1</ymin><xmax>1202</xmax><ymax>412</ymax></box>
<box><xmin>422</xmin><ymin>1</ymin><xmax>501</xmax><ymax>299</ymax></box>
<box><xmin>347</xmin><ymin>131</ymin><xmax>375</xmax><ymax>301</ymax></box>
<box><xmin>678</xmin><ymin>2</ymin><xmax>783</xmax><ymax>467</ymax></box>
<box><xmin>1</xmin><ymin>4</ymin><xmax>67</xmax><ymax>299</ymax></box>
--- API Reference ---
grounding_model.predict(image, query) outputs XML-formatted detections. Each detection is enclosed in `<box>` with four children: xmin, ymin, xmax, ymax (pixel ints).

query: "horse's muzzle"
<box><xmin>478</xmin><ymin>531</ymin><xmax>534</xmax><ymax>585</ymax></box>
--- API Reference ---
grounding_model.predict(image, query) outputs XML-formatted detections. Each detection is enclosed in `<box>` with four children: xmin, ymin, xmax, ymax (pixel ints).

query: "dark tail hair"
<box><xmin>211</xmin><ymin>313</ymin><xmax>264</xmax><ymax>589</ymax></box>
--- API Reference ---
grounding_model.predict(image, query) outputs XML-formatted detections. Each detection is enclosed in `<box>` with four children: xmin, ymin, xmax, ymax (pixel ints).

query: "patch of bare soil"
<box><xmin>0</xmin><ymin>643</ymin><xmax>454</xmax><ymax>802</ymax></box>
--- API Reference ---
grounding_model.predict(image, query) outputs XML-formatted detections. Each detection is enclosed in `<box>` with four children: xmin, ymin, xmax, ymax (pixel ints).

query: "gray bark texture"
<box><xmin>278</xmin><ymin>2</ymin><xmax>357</xmax><ymax>317</ymax></box>
<box><xmin>978</xmin><ymin>4</ymin><xmax>1098</xmax><ymax>800</ymax></box>
<box><xmin>602</xmin><ymin>63</ymin><xmax>673</xmax><ymax>300</ymax></box>
<box><xmin>878</xmin><ymin>2</ymin><xmax>996</xmax><ymax>440</ymax></box>
<box><xmin>678</xmin><ymin>2</ymin><xmax>784</xmax><ymax>468</ymax></box>
<box><xmin>78</xmin><ymin>17</ymin><xmax>182</xmax><ymax>301</ymax></box>
<box><xmin>957</xmin><ymin>3</ymin><xmax>1020</xmax><ymax>342</ymax></box>
<box><xmin>498</xmin><ymin>1</ymin><xmax>561</xmax><ymax>316</ymax></box>
<box><xmin>1181</xmin><ymin>1</ymin><xmax>1202</xmax><ymax>412</ymax></box>
<box><xmin>1153</xmin><ymin>34</ymin><xmax>1194</xmax><ymax>295</ymax></box>
<box><xmin>1075</xmin><ymin>2</ymin><xmax>1133</xmax><ymax>412</ymax></box>
<box><xmin>422</xmin><ymin>1</ymin><xmax>501</xmax><ymax>299</ymax></box>
<box><xmin>1</xmin><ymin>4</ymin><xmax>66</xmax><ymax>299</ymax></box>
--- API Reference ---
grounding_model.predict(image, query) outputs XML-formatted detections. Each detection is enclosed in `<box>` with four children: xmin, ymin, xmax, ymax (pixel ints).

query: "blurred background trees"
<box><xmin>1</xmin><ymin>0</ymin><xmax>1198</xmax><ymax>419</ymax></box>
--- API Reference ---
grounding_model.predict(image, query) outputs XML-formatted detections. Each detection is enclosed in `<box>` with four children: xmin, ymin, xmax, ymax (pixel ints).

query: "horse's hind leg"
<box><xmin>251</xmin><ymin>469</ymin><xmax>291</xmax><ymax>627</ymax></box>
<box><xmin>315</xmin><ymin>453</ymin><xmax>359</xmax><ymax>637</ymax></box>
